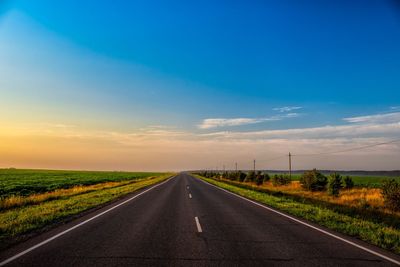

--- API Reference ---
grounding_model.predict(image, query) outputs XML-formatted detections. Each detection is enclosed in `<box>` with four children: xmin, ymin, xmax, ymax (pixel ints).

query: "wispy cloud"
<box><xmin>198</xmin><ymin>113</ymin><xmax>300</xmax><ymax>129</ymax></box>
<box><xmin>202</xmin><ymin>111</ymin><xmax>400</xmax><ymax>140</ymax></box>
<box><xmin>33</xmin><ymin>123</ymin><xmax>77</xmax><ymax>129</ymax></box>
<box><xmin>146</xmin><ymin>125</ymin><xmax>175</xmax><ymax>129</ymax></box>
<box><xmin>343</xmin><ymin>112</ymin><xmax>400</xmax><ymax>124</ymax></box>
<box><xmin>201</xmin><ymin>122</ymin><xmax>400</xmax><ymax>140</ymax></box>
<box><xmin>273</xmin><ymin>106</ymin><xmax>302</xmax><ymax>113</ymax></box>
<box><xmin>198</xmin><ymin>118</ymin><xmax>275</xmax><ymax>129</ymax></box>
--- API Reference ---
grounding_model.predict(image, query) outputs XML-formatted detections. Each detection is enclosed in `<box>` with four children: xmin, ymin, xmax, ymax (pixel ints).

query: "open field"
<box><xmin>0</xmin><ymin>168</ymin><xmax>163</xmax><ymax>198</ymax></box>
<box><xmin>266</xmin><ymin>173</ymin><xmax>400</xmax><ymax>188</ymax></box>
<box><xmin>195</xmin><ymin>174</ymin><xmax>400</xmax><ymax>255</ymax></box>
<box><xmin>338</xmin><ymin>175</ymin><xmax>400</xmax><ymax>188</ymax></box>
<box><xmin>0</xmin><ymin>169</ymin><xmax>173</xmax><ymax>248</ymax></box>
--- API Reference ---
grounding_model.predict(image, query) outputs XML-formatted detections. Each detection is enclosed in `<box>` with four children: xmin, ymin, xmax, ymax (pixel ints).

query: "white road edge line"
<box><xmin>195</xmin><ymin>216</ymin><xmax>202</xmax><ymax>233</ymax></box>
<box><xmin>0</xmin><ymin>176</ymin><xmax>175</xmax><ymax>267</ymax></box>
<box><xmin>197</xmin><ymin>177</ymin><xmax>400</xmax><ymax>266</ymax></box>
<box><xmin>189</xmin><ymin>193</ymin><xmax>192</xmax><ymax>199</ymax></box>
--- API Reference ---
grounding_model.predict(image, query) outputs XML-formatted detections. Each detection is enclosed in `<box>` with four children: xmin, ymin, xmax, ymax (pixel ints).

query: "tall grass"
<box><xmin>261</xmin><ymin>181</ymin><xmax>385</xmax><ymax>210</ymax></box>
<box><xmin>0</xmin><ymin>179</ymin><xmax>148</xmax><ymax>210</ymax></box>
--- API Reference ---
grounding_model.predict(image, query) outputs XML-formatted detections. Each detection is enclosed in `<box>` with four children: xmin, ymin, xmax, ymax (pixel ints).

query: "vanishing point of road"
<box><xmin>1</xmin><ymin>173</ymin><xmax>400</xmax><ymax>266</ymax></box>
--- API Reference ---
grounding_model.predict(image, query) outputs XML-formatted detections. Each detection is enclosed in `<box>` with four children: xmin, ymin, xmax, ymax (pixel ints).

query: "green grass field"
<box><xmin>0</xmin><ymin>168</ymin><xmax>163</xmax><ymax>198</ymax></box>
<box><xmin>268</xmin><ymin>173</ymin><xmax>400</xmax><ymax>188</ymax></box>
<box><xmin>344</xmin><ymin>175</ymin><xmax>400</xmax><ymax>188</ymax></box>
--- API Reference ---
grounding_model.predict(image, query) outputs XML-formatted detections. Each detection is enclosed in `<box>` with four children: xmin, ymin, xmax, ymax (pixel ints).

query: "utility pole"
<box><xmin>253</xmin><ymin>159</ymin><xmax>256</xmax><ymax>173</ymax></box>
<box><xmin>289</xmin><ymin>152</ymin><xmax>292</xmax><ymax>179</ymax></box>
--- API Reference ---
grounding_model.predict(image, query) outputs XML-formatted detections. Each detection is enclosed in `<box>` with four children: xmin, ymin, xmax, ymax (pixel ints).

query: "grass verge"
<box><xmin>215</xmin><ymin>179</ymin><xmax>399</xmax><ymax>225</ymax></box>
<box><xmin>195</xmin><ymin>175</ymin><xmax>400</xmax><ymax>255</ymax></box>
<box><xmin>0</xmin><ymin>179</ymin><xmax>149</xmax><ymax>211</ymax></box>
<box><xmin>0</xmin><ymin>173</ymin><xmax>172</xmax><ymax>249</ymax></box>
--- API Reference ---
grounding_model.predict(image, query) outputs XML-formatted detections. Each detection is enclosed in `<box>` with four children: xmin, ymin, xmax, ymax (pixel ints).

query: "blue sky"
<box><xmin>0</xmin><ymin>0</ymin><xmax>400</xmax><ymax>170</ymax></box>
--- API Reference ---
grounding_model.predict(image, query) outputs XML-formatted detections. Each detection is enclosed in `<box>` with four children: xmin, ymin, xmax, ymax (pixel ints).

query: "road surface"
<box><xmin>1</xmin><ymin>173</ymin><xmax>399</xmax><ymax>266</ymax></box>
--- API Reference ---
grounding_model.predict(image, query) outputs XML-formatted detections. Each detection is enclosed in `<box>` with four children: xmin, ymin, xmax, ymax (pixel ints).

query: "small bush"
<box><xmin>245</xmin><ymin>171</ymin><xmax>256</xmax><ymax>183</ymax></box>
<box><xmin>228</xmin><ymin>172</ymin><xmax>237</xmax><ymax>180</ymax></box>
<box><xmin>255</xmin><ymin>171</ymin><xmax>264</xmax><ymax>186</ymax></box>
<box><xmin>300</xmin><ymin>169</ymin><xmax>327</xmax><ymax>191</ymax></box>
<box><xmin>238</xmin><ymin>171</ymin><xmax>247</xmax><ymax>182</ymax></box>
<box><xmin>263</xmin><ymin>173</ymin><xmax>270</xmax><ymax>182</ymax></box>
<box><xmin>344</xmin><ymin>176</ymin><xmax>354</xmax><ymax>189</ymax></box>
<box><xmin>272</xmin><ymin>174</ymin><xmax>291</xmax><ymax>186</ymax></box>
<box><xmin>328</xmin><ymin>173</ymin><xmax>343</xmax><ymax>197</ymax></box>
<box><xmin>382</xmin><ymin>179</ymin><xmax>400</xmax><ymax>212</ymax></box>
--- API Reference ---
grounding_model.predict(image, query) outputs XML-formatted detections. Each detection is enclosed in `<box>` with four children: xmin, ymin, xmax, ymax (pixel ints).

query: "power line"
<box><xmin>263</xmin><ymin>155</ymin><xmax>287</xmax><ymax>163</ymax></box>
<box><xmin>292</xmin><ymin>138</ymin><xmax>400</xmax><ymax>157</ymax></box>
<box><xmin>259</xmin><ymin>155</ymin><xmax>288</xmax><ymax>171</ymax></box>
<box><xmin>203</xmin><ymin>138</ymin><xmax>400</xmax><ymax>172</ymax></box>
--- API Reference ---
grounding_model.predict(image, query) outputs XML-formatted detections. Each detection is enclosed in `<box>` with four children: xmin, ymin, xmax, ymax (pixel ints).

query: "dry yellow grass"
<box><xmin>0</xmin><ymin>179</ymin><xmax>151</xmax><ymax>210</ymax></box>
<box><xmin>234</xmin><ymin>180</ymin><xmax>388</xmax><ymax>211</ymax></box>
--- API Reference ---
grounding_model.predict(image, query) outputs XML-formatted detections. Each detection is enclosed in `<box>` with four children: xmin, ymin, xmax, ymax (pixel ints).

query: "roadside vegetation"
<box><xmin>0</xmin><ymin>169</ymin><xmax>172</xmax><ymax>249</ymax></box>
<box><xmin>194</xmin><ymin>170</ymin><xmax>400</xmax><ymax>254</ymax></box>
<box><xmin>276</xmin><ymin>173</ymin><xmax>400</xmax><ymax>188</ymax></box>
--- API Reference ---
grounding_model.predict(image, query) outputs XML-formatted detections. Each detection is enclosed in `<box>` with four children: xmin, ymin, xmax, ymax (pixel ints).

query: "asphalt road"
<box><xmin>1</xmin><ymin>173</ymin><xmax>400</xmax><ymax>266</ymax></box>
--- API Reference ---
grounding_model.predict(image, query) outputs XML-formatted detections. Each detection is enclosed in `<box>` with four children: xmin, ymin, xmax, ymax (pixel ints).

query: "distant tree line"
<box><xmin>197</xmin><ymin>169</ymin><xmax>355</xmax><ymax>196</ymax></box>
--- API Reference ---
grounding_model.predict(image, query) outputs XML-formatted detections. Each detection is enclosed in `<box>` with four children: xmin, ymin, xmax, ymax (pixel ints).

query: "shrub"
<box><xmin>271</xmin><ymin>175</ymin><xmax>278</xmax><ymax>185</ymax></box>
<box><xmin>245</xmin><ymin>171</ymin><xmax>256</xmax><ymax>183</ymax></box>
<box><xmin>344</xmin><ymin>176</ymin><xmax>354</xmax><ymax>189</ymax></box>
<box><xmin>228</xmin><ymin>172</ymin><xmax>236</xmax><ymax>180</ymax></box>
<box><xmin>238</xmin><ymin>171</ymin><xmax>247</xmax><ymax>182</ymax></box>
<box><xmin>202</xmin><ymin>171</ymin><xmax>212</xmax><ymax>178</ymax></box>
<box><xmin>272</xmin><ymin>174</ymin><xmax>291</xmax><ymax>186</ymax></box>
<box><xmin>255</xmin><ymin>171</ymin><xmax>264</xmax><ymax>186</ymax></box>
<box><xmin>382</xmin><ymin>179</ymin><xmax>400</xmax><ymax>212</ymax></box>
<box><xmin>263</xmin><ymin>173</ymin><xmax>270</xmax><ymax>182</ymax></box>
<box><xmin>300</xmin><ymin>169</ymin><xmax>327</xmax><ymax>191</ymax></box>
<box><xmin>328</xmin><ymin>173</ymin><xmax>343</xmax><ymax>197</ymax></box>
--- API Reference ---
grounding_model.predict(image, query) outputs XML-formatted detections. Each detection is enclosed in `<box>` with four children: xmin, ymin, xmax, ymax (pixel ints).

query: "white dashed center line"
<box><xmin>195</xmin><ymin>216</ymin><xmax>202</xmax><ymax>233</ymax></box>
